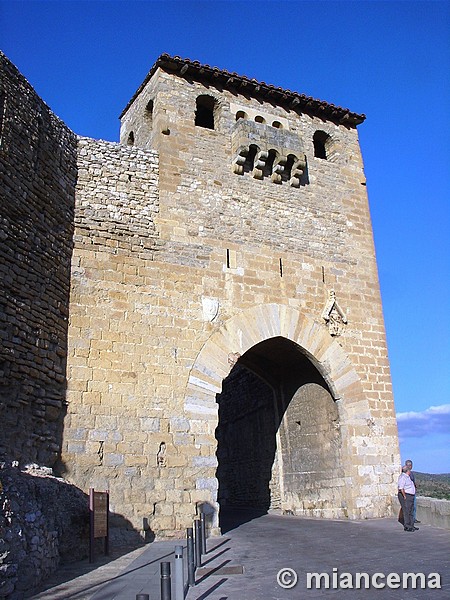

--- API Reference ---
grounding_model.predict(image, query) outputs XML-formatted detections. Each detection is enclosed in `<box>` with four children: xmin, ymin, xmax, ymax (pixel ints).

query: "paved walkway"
<box><xmin>30</xmin><ymin>511</ymin><xmax>449</xmax><ymax>599</ymax></box>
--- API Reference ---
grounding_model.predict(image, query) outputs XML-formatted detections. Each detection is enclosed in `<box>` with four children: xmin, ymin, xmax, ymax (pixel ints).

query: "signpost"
<box><xmin>89</xmin><ymin>488</ymin><xmax>109</xmax><ymax>563</ymax></box>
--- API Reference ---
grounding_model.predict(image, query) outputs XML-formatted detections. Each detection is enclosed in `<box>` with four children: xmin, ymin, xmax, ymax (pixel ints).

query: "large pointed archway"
<box><xmin>184</xmin><ymin>304</ymin><xmax>368</xmax><ymax>531</ymax></box>
<box><xmin>215</xmin><ymin>336</ymin><xmax>344</xmax><ymax>528</ymax></box>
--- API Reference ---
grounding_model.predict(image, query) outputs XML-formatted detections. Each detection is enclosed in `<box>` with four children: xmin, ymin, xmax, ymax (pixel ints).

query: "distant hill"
<box><xmin>415</xmin><ymin>472</ymin><xmax>450</xmax><ymax>500</ymax></box>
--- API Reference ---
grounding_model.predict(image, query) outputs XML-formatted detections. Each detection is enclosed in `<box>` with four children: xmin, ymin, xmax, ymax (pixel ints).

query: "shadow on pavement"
<box><xmin>219</xmin><ymin>507</ymin><xmax>268</xmax><ymax>533</ymax></box>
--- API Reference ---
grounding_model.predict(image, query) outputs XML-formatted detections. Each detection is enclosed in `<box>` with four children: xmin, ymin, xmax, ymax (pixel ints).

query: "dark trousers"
<box><xmin>398</xmin><ymin>492</ymin><xmax>415</xmax><ymax>529</ymax></box>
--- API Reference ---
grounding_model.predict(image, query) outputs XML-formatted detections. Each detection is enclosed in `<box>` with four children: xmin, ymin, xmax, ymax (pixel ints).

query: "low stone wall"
<box><xmin>0</xmin><ymin>464</ymin><xmax>89</xmax><ymax>599</ymax></box>
<box><xmin>391</xmin><ymin>494</ymin><xmax>450</xmax><ymax>530</ymax></box>
<box><xmin>416</xmin><ymin>496</ymin><xmax>450</xmax><ymax>529</ymax></box>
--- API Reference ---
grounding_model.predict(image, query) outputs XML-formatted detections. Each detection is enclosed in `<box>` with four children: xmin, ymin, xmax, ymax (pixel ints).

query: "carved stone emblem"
<box><xmin>322</xmin><ymin>290</ymin><xmax>348</xmax><ymax>336</ymax></box>
<box><xmin>202</xmin><ymin>297</ymin><xmax>219</xmax><ymax>322</ymax></box>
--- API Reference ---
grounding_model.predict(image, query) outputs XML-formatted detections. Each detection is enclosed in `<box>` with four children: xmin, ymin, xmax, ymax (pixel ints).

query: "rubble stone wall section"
<box><xmin>0</xmin><ymin>52</ymin><xmax>77</xmax><ymax>468</ymax></box>
<box><xmin>75</xmin><ymin>137</ymin><xmax>159</xmax><ymax>256</ymax></box>
<box><xmin>0</xmin><ymin>464</ymin><xmax>89</xmax><ymax>599</ymax></box>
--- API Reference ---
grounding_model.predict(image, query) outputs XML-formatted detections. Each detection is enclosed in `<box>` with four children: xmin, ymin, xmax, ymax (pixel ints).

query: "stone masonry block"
<box><xmin>104</xmin><ymin>453</ymin><xmax>124</xmax><ymax>467</ymax></box>
<box><xmin>196</xmin><ymin>478</ymin><xmax>218</xmax><ymax>492</ymax></box>
<box><xmin>140</xmin><ymin>417</ymin><xmax>161</xmax><ymax>432</ymax></box>
<box><xmin>169</xmin><ymin>417</ymin><xmax>190</xmax><ymax>432</ymax></box>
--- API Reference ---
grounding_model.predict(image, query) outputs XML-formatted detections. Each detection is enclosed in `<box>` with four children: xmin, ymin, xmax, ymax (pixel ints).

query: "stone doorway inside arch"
<box><xmin>215</xmin><ymin>336</ymin><xmax>344</xmax><ymax>531</ymax></box>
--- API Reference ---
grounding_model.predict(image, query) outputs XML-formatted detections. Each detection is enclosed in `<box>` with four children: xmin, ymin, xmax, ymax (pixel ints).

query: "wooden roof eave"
<box><xmin>119</xmin><ymin>54</ymin><xmax>366</xmax><ymax>127</ymax></box>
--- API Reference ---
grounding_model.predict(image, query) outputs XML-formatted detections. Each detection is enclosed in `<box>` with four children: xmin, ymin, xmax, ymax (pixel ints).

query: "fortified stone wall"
<box><xmin>0</xmin><ymin>52</ymin><xmax>77</xmax><ymax>467</ymax></box>
<box><xmin>60</xmin><ymin>61</ymin><xmax>400</xmax><ymax>535</ymax></box>
<box><xmin>0</xmin><ymin>51</ymin><xmax>401</xmax><ymax>543</ymax></box>
<box><xmin>61</xmin><ymin>138</ymin><xmax>173</xmax><ymax>533</ymax></box>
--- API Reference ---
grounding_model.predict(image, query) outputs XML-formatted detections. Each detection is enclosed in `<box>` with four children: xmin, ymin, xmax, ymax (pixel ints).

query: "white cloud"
<box><xmin>396</xmin><ymin>404</ymin><xmax>450</xmax><ymax>439</ymax></box>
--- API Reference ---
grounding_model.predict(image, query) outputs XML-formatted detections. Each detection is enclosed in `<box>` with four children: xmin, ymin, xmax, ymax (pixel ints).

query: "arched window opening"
<box><xmin>145</xmin><ymin>99</ymin><xmax>153</xmax><ymax>116</ymax></box>
<box><xmin>243</xmin><ymin>144</ymin><xmax>259</xmax><ymax>173</ymax></box>
<box><xmin>236</xmin><ymin>110</ymin><xmax>247</xmax><ymax>121</ymax></box>
<box><xmin>272</xmin><ymin>121</ymin><xmax>282</xmax><ymax>129</ymax></box>
<box><xmin>145</xmin><ymin>99</ymin><xmax>154</xmax><ymax>125</ymax></box>
<box><xmin>254</xmin><ymin>115</ymin><xmax>265</xmax><ymax>124</ymax></box>
<box><xmin>195</xmin><ymin>95</ymin><xmax>217</xmax><ymax>130</ymax></box>
<box><xmin>313</xmin><ymin>130</ymin><xmax>331</xmax><ymax>160</ymax></box>
<box><xmin>127</xmin><ymin>131</ymin><xmax>135</xmax><ymax>146</ymax></box>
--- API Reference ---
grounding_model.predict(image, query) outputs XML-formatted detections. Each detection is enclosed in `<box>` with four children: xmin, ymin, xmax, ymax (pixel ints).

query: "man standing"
<box><xmin>405</xmin><ymin>459</ymin><xmax>420</xmax><ymax>523</ymax></box>
<box><xmin>398</xmin><ymin>466</ymin><xmax>418</xmax><ymax>532</ymax></box>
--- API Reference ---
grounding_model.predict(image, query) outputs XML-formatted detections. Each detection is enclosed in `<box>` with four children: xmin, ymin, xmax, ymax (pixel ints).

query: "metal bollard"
<box><xmin>174</xmin><ymin>545</ymin><xmax>184</xmax><ymax>600</ymax></box>
<box><xmin>194</xmin><ymin>518</ymin><xmax>202</xmax><ymax>568</ymax></box>
<box><xmin>187</xmin><ymin>527</ymin><xmax>195</xmax><ymax>587</ymax></box>
<box><xmin>160</xmin><ymin>561</ymin><xmax>172</xmax><ymax>600</ymax></box>
<box><xmin>136</xmin><ymin>595</ymin><xmax>149</xmax><ymax>600</ymax></box>
<box><xmin>200</xmin><ymin>512</ymin><xmax>207</xmax><ymax>554</ymax></box>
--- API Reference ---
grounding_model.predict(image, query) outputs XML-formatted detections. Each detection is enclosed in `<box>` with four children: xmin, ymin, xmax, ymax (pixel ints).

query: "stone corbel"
<box><xmin>289</xmin><ymin>153</ymin><xmax>307</xmax><ymax>188</ymax></box>
<box><xmin>252</xmin><ymin>150</ymin><xmax>269</xmax><ymax>180</ymax></box>
<box><xmin>271</xmin><ymin>156</ymin><xmax>286</xmax><ymax>184</ymax></box>
<box><xmin>322</xmin><ymin>289</ymin><xmax>348</xmax><ymax>336</ymax></box>
<box><xmin>232</xmin><ymin>145</ymin><xmax>249</xmax><ymax>175</ymax></box>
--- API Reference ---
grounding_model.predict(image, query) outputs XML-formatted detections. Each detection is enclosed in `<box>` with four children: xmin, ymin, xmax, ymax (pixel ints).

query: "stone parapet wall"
<box><xmin>0</xmin><ymin>52</ymin><xmax>77</xmax><ymax>467</ymax></box>
<box><xmin>391</xmin><ymin>495</ymin><xmax>450</xmax><ymax>530</ymax></box>
<box><xmin>417</xmin><ymin>496</ymin><xmax>450</xmax><ymax>529</ymax></box>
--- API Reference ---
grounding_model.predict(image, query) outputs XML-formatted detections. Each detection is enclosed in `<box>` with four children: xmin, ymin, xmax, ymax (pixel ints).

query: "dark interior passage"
<box><xmin>215</xmin><ymin>336</ymin><xmax>341</xmax><ymax>530</ymax></box>
<box><xmin>215</xmin><ymin>365</ymin><xmax>276</xmax><ymax>511</ymax></box>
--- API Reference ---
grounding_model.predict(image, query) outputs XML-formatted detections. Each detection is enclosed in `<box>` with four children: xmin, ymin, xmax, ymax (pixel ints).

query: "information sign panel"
<box><xmin>89</xmin><ymin>488</ymin><xmax>109</xmax><ymax>562</ymax></box>
<box><xmin>93</xmin><ymin>491</ymin><xmax>108</xmax><ymax>538</ymax></box>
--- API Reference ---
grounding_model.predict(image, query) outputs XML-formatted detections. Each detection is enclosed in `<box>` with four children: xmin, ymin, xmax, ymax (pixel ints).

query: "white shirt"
<box><xmin>398</xmin><ymin>472</ymin><xmax>416</xmax><ymax>495</ymax></box>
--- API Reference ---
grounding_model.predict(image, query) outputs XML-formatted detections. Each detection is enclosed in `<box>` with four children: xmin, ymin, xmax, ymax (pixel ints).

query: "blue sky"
<box><xmin>1</xmin><ymin>1</ymin><xmax>449</xmax><ymax>473</ymax></box>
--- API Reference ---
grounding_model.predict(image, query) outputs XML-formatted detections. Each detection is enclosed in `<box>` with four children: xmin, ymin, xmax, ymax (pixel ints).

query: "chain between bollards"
<box><xmin>160</xmin><ymin>561</ymin><xmax>171</xmax><ymax>600</ymax></box>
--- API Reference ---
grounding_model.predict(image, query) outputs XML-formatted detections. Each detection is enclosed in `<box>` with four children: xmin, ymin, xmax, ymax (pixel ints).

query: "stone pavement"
<box><xmin>30</xmin><ymin>511</ymin><xmax>449</xmax><ymax>600</ymax></box>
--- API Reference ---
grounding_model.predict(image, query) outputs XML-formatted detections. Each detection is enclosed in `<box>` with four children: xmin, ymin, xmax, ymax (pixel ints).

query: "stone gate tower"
<box><xmin>1</xmin><ymin>53</ymin><xmax>400</xmax><ymax>539</ymax></box>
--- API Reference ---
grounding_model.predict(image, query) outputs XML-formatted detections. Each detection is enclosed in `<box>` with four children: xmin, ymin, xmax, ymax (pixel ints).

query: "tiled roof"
<box><xmin>120</xmin><ymin>54</ymin><xmax>365</xmax><ymax>126</ymax></box>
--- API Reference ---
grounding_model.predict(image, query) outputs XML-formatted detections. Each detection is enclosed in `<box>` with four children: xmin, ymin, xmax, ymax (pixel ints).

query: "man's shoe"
<box><xmin>413</xmin><ymin>526</ymin><xmax>419</xmax><ymax>530</ymax></box>
<box><xmin>414</xmin><ymin>519</ymin><xmax>421</xmax><ymax>523</ymax></box>
<box><xmin>405</xmin><ymin>528</ymin><xmax>415</xmax><ymax>532</ymax></box>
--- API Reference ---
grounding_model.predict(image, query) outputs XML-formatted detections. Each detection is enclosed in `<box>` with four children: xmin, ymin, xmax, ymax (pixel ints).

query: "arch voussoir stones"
<box><xmin>185</xmin><ymin>303</ymin><xmax>366</xmax><ymax>414</ymax></box>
